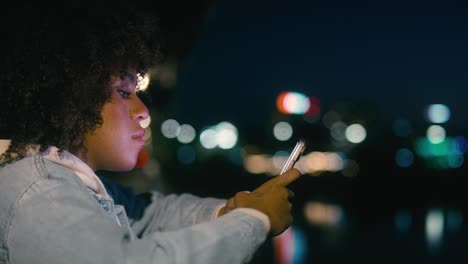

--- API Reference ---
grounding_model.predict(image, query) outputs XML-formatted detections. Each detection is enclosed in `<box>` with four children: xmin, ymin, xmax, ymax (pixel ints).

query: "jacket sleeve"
<box><xmin>8</xmin><ymin>177</ymin><xmax>267</xmax><ymax>264</ymax></box>
<box><xmin>98</xmin><ymin>175</ymin><xmax>227</xmax><ymax>236</ymax></box>
<box><xmin>130</xmin><ymin>191</ymin><xmax>227</xmax><ymax>237</ymax></box>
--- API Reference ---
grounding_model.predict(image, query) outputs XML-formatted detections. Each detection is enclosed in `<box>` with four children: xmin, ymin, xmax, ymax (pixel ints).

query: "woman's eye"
<box><xmin>118</xmin><ymin>90</ymin><xmax>131</xmax><ymax>98</ymax></box>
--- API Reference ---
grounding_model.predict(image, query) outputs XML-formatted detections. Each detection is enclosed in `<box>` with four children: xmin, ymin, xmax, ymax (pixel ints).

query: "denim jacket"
<box><xmin>0</xmin><ymin>155</ymin><xmax>268</xmax><ymax>264</ymax></box>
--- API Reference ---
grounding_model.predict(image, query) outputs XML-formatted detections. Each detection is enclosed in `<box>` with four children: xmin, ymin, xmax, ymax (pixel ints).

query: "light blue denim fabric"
<box><xmin>0</xmin><ymin>156</ymin><xmax>267</xmax><ymax>264</ymax></box>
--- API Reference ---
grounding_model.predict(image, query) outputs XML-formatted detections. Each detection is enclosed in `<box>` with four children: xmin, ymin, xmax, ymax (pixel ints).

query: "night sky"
<box><xmin>171</xmin><ymin>0</ymin><xmax>468</xmax><ymax>132</ymax></box>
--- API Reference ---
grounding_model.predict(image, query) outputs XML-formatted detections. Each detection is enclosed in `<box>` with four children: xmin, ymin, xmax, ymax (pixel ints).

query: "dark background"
<box><xmin>111</xmin><ymin>0</ymin><xmax>468</xmax><ymax>263</ymax></box>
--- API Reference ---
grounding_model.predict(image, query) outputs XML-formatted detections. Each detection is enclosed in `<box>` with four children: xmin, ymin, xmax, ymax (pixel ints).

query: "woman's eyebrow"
<box><xmin>121</xmin><ymin>72</ymin><xmax>136</xmax><ymax>83</ymax></box>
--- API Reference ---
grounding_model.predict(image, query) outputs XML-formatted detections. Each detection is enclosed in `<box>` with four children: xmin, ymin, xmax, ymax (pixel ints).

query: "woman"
<box><xmin>0</xmin><ymin>2</ymin><xmax>300</xmax><ymax>263</ymax></box>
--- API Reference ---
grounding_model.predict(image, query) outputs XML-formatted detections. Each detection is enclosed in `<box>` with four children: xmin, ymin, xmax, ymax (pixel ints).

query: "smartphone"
<box><xmin>280</xmin><ymin>139</ymin><xmax>307</xmax><ymax>174</ymax></box>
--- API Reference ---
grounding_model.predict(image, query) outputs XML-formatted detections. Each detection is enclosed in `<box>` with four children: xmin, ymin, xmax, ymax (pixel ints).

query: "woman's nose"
<box><xmin>130</xmin><ymin>96</ymin><xmax>149</xmax><ymax>122</ymax></box>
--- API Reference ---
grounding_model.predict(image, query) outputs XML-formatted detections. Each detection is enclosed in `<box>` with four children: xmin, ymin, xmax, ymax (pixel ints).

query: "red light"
<box><xmin>306</xmin><ymin>96</ymin><xmax>320</xmax><ymax>116</ymax></box>
<box><xmin>135</xmin><ymin>149</ymin><xmax>150</xmax><ymax>168</ymax></box>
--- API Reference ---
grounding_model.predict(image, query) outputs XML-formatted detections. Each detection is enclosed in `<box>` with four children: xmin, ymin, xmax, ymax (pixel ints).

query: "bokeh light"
<box><xmin>395</xmin><ymin>148</ymin><xmax>414</xmax><ymax>168</ymax></box>
<box><xmin>216</xmin><ymin>122</ymin><xmax>238</xmax><ymax>149</ymax></box>
<box><xmin>426</xmin><ymin>104</ymin><xmax>450</xmax><ymax>124</ymax></box>
<box><xmin>395</xmin><ymin>210</ymin><xmax>412</xmax><ymax>233</ymax></box>
<box><xmin>303</xmin><ymin>201</ymin><xmax>343</xmax><ymax>226</ymax></box>
<box><xmin>273</xmin><ymin>122</ymin><xmax>293</xmax><ymax>141</ymax></box>
<box><xmin>330</xmin><ymin>122</ymin><xmax>347</xmax><ymax>141</ymax></box>
<box><xmin>200</xmin><ymin>128</ymin><xmax>218</xmax><ymax>149</ymax></box>
<box><xmin>345</xmin><ymin>124</ymin><xmax>367</xmax><ymax>143</ymax></box>
<box><xmin>425</xmin><ymin>209</ymin><xmax>444</xmax><ymax>252</ymax></box>
<box><xmin>341</xmin><ymin>160</ymin><xmax>359</xmax><ymax>177</ymax></box>
<box><xmin>177</xmin><ymin>124</ymin><xmax>196</xmax><ymax>144</ymax></box>
<box><xmin>161</xmin><ymin>119</ymin><xmax>180</xmax><ymax>138</ymax></box>
<box><xmin>136</xmin><ymin>73</ymin><xmax>150</xmax><ymax>91</ymax></box>
<box><xmin>177</xmin><ymin>145</ymin><xmax>196</xmax><ymax>164</ymax></box>
<box><xmin>306</xmin><ymin>96</ymin><xmax>321</xmax><ymax>116</ymax></box>
<box><xmin>446</xmin><ymin>209</ymin><xmax>463</xmax><ymax>233</ymax></box>
<box><xmin>276</xmin><ymin>91</ymin><xmax>310</xmax><ymax>114</ymax></box>
<box><xmin>322</xmin><ymin>111</ymin><xmax>341</xmax><ymax>128</ymax></box>
<box><xmin>140</xmin><ymin>115</ymin><xmax>151</xmax><ymax>129</ymax></box>
<box><xmin>199</xmin><ymin>122</ymin><xmax>238</xmax><ymax>149</ymax></box>
<box><xmin>426</xmin><ymin>125</ymin><xmax>446</xmax><ymax>144</ymax></box>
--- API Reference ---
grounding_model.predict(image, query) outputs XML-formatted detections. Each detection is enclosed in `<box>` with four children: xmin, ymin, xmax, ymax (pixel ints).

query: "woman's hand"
<box><xmin>218</xmin><ymin>169</ymin><xmax>301</xmax><ymax>236</ymax></box>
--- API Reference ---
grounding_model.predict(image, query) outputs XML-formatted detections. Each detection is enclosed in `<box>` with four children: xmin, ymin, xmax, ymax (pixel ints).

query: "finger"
<box><xmin>226</xmin><ymin>197</ymin><xmax>236</xmax><ymax>210</ymax></box>
<box><xmin>288</xmin><ymin>189</ymin><xmax>295</xmax><ymax>201</ymax></box>
<box><xmin>272</xmin><ymin>168</ymin><xmax>302</xmax><ymax>187</ymax></box>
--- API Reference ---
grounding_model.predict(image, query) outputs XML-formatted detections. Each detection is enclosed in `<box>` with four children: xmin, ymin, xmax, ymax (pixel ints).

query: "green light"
<box><xmin>414</xmin><ymin>137</ymin><xmax>459</xmax><ymax>157</ymax></box>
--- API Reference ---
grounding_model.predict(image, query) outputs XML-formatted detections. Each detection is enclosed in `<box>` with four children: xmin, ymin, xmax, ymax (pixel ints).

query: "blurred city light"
<box><xmin>306</xmin><ymin>96</ymin><xmax>321</xmax><ymax>116</ymax></box>
<box><xmin>136</xmin><ymin>73</ymin><xmax>150</xmax><ymax>91</ymax></box>
<box><xmin>244</xmin><ymin>154</ymin><xmax>271</xmax><ymax>174</ymax></box>
<box><xmin>455</xmin><ymin>136</ymin><xmax>468</xmax><ymax>153</ymax></box>
<box><xmin>161</xmin><ymin>119</ymin><xmax>180</xmax><ymax>138</ymax></box>
<box><xmin>447</xmin><ymin>154</ymin><xmax>464</xmax><ymax>168</ymax></box>
<box><xmin>216</xmin><ymin>122</ymin><xmax>238</xmax><ymax>149</ymax></box>
<box><xmin>176</xmin><ymin>145</ymin><xmax>196</xmax><ymax>165</ymax></box>
<box><xmin>276</xmin><ymin>91</ymin><xmax>310</xmax><ymax>114</ymax></box>
<box><xmin>415</xmin><ymin>137</ymin><xmax>459</xmax><ymax>157</ymax></box>
<box><xmin>425</xmin><ymin>209</ymin><xmax>444</xmax><ymax>252</ymax></box>
<box><xmin>303</xmin><ymin>152</ymin><xmax>328</xmax><ymax>173</ymax></box>
<box><xmin>143</xmin><ymin>127</ymin><xmax>152</xmax><ymax>146</ymax></box>
<box><xmin>325</xmin><ymin>152</ymin><xmax>345</xmax><ymax>171</ymax></box>
<box><xmin>395</xmin><ymin>148</ymin><xmax>414</xmax><ymax>168</ymax></box>
<box><xmin>414</xmin><ymin>136</ymin><xmax>463</xmax><ymax>169</ymax></box>
<box><xmin>392</xmin><ymin>118</ymin><xmax>412</xmax><ymax>138</ymax></box>
<box><xmin>199</xmin><ymin>128</ymin><xmax>218</xmax><ymax>149</ymax></box>
<box><xmin>395</xmin><ymin>210</ymin><xmax>412</xmax><ymax>233</ymax></box>
<box><xmin>273</xmin><ymin>121</ymin><xmax>293</xmax><ymax>141</ymax></box>
<box><xmin>273</xmin><ymin>151</ymin><xmax>290</xmax><ymax>171</ymax></box>
<box><xmin>176</xmin><ymin>124</ymin><xmax>196</xmax><ymax>144</ymax></box>
<box><xmin>243</xmin><ymin>151</ymin><xmax>346</xmax><ymax>176</ymax></box>
<box><xmin>345</xmin><ymin>124</ymin><xmax>367</xmax><ymax>144</ymax></box>
<box><xmin>446</xmin><ymin>209</ymin><xmax>463</xmax><ymax>233</ymax></box>
<box><xmin>140</xmin><ymin>115</ymin><xmax>151</xmax><ymax>129</ymax></box>
<box><xmin>330</xmin><ymin>122</ymin><xmax>347</xmax><ymax>141</ymax></box>
<box><xmin>303</xmin><ymin>201</ymin><xmax>343</xmax><ymax>226</ymax></box>
<box><xmin>273</xmin><ymin>226</ymin><xmax>307</xmax><ymax>264</ymax></box>
<box><xmin>426</xmin><ymin>125</ymin><xmax>446</xmax><ymax>144</ymax></box>
<box><xmin>341</xmin><ymin>160</ymin><xmax>359</xmax><ymax>177</ymax></box>
<box><xmin>426</xmin><ymin>104</ymin><xmax>450</xmax><ymax>124</ymax></box>
<box><xmin>199</xmin><ymin>122</ymin><xmax>238</xmax><ymax>149</ymax></box>
<box><xmin>322</xmin><ymin>111</ymin><xmax>341</xmax><ymax>128</ymax></box>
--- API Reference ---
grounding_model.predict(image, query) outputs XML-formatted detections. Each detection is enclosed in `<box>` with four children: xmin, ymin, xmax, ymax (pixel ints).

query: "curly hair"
<box><xmin>0</xmin><ymin>1</ymin><xmax>161</xmax><ymax>162</ymax></box>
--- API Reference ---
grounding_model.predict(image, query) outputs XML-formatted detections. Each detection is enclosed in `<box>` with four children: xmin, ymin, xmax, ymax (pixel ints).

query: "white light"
<box><xmin>283</xmin><ymin>92</ymin><xmax>310</xmax><ymax>114</ymax></box>
<box><xmin>425</xmin><ymin>209</ymin><xmax>444</xmax><ymax>251</ymax></box>
<box><xmin>200</xmin><ymin>129</ymin><xmax>218</xmax><ymax>149</ymax></box>
<box><xmin>345</xmin><ymin>124</ymin><xmax>366</xmax><ymax>143</ymax></box>
<box><xmin>137</xmin><ymin>73</ymin><xmax>151</xmax><ymax>91</ymax></box>
<box><xmin>140</xmin><ymin>115</ymin><xmax>151</xmax><ymax>129</ymax></box>
<box><xmin>177</xmin><ymin>124</ymin><xmax>196</xmax><ymax>144</ymax></box>
<box><xmin>426</xmin><ymin>125</ymin><xmax>446</xmax><ymax>144</ymax></box>
<box><xmin>273</xmin><ymin>122</ymin><xmax>293</xmax><ymax>141</ymax></box>
<box><xmin>216</xmin><ymin>122</ymin><xmax>238</xmax><ymax>149</ymax></box>
<box><xmin>427</xmin><ymin>104</ymin><xmax>450</xmax><ymax>124</ymax></box>
<box><xmin>161</xmin><ymin>119</ymin><xmax>180</xmax><ymax>138</ymax></box>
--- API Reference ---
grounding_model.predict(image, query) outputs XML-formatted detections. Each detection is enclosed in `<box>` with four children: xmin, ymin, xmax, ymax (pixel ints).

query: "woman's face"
<box><xmin>79</xmin><ymin>70</ymin><xmax>149</xmax><ymax>171</ymax></box>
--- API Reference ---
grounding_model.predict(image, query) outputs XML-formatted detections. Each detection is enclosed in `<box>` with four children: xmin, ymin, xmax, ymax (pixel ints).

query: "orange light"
<box><xmin>276</xmin><ymin>92</ymin><xmax>289</xmax><ymax>114</ymax></box>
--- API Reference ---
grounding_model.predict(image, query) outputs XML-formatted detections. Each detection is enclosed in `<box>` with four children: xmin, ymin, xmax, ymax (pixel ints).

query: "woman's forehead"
<box><xmin>110</xmin><ymin>71</ymin><xmax>138</xmax><ymax>86</ymax></box>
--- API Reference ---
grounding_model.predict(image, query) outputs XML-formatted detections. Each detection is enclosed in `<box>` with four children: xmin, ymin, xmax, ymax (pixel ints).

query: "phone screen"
<box><xmin>280</xmin><ymin>139</ymin><xmax>307</xmax><ymax>174</ymax></box>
